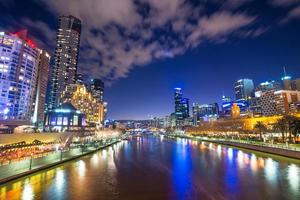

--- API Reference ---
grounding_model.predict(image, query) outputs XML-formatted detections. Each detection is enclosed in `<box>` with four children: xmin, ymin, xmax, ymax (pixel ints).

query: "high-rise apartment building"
<box><xmin>0</xmin><ymin>31</ymin><xmax>41</xmax><ymax>121</ymax></box>
<box><xmin>48</xmin><ymin>15</ymin><xmax>81</xmax><ymax>110</ymax></box>
<box><xmin>234</xmin><ymin>79</ymin><xmax>254</xmax><ymax>101</ymax></box>
<box><xmin>32</xmin><ymin>50</ymin><xmax>50</xmax><ymax>124</ymax></box>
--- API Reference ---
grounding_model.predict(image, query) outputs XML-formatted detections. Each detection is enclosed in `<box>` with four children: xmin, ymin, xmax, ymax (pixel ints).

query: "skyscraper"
<box><xmin>181</xmin><ymin>98</ymin><xmax>189</xmax><ymax>118</ymax></box>
<box><xmin>234</xmin><ymin>79</ymin><xmax>254</xmax><ymax>100</ymax></box>
<box><xmin>48</xmin><ymin>15</ymin><xmax>81</xmax><ymax>110</ymax></box>
<box><xmin>255</xmin><ymin>81</ymin><xmax>281</xmax><ymax>95</ymax></box>
<box><xmin>174</xmin><ymin>88</ymin><xmax>183</xmax><ymax>120</ymax></box>
<box><xmin>0</xmin><ymin>31</ymin><xmax>41</xmax><ymax>121</ymax></box>
<box><xmin>32</xmin><ymin>50</ymin><xmax>50</xmax><ymax>124</ymax></box>
<box><xmin>90</xmin><ymin>79</ymin><xmax>104</xmax><ymax>102</ymax></box>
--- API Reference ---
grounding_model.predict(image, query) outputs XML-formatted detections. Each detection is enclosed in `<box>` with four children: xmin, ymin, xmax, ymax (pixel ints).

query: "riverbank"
<box><xmin>166</xmin><ymin>134</ymin><xmax>300</xmax><ymax>160</ymax></box>
<box><xmin>0</xmin><ymin>139</ymin><xmax>121</xmax><ymax>185</ymax></box>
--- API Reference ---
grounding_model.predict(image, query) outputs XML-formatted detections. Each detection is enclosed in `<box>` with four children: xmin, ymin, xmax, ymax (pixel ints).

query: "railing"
<box><xmin>0</xmin><ymin>137</ymin><xmax>121</xmax><ymax>181</ymax></box>
<box><xmin>167</xmin><ymin>134</ymin><xmax>300</xmax><ymax>152</ymax></box>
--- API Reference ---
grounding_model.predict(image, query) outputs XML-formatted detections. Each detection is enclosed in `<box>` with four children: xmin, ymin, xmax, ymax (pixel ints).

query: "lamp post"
<box><xmin>29</xmin><ymin>154</ymin><xmax>33</xmax><ymax>170</ymax></box>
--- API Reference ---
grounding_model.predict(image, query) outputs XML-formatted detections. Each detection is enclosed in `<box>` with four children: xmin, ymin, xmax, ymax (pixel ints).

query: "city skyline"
<box><xmin>1</xmin><ymin>0</ymin><xmax>300</xmax><ymax>119</ymax></box>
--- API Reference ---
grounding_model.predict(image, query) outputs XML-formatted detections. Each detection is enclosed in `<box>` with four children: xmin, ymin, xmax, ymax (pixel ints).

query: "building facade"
<box><xmin>193</xmin><ymin>103</ymin><xmax>219</xmax><ymax>122</ymax></box>
<box><xmin>48</xmin><ymin>15</ymin><xmax>81</xmax><ymax>110</ymax></box>
<box><xmin>234</xmin><ymin>79</ymin><xmax>254</xmax><ymax>101</ymax></box>
<box><xmin>90</xmin><ymin>78</ymin><xmax>104</xmax><ymax>102</ymax></box>
<box><xmin>61</xmin><ymin>84</ymin><xmax>104</xmax><ymax>126</ymax></box>
<box><xmin>32</xmin><ymin>50</ymin><xmax>50</xmax><ymax>125</ymax></box>
<box><xmin>260</xmin><ymin>90</ymin><xmax>300</xmax><ymax>116</ymax></box>
<box><xmin>174</xmin><ymin>88</ymin><xmax>183</xmax><ymax>120</ymax></box>
<box><xmin>0</xmin><ymin>31</ymin><xmax>40</xmax><ymax>121</ymax></box>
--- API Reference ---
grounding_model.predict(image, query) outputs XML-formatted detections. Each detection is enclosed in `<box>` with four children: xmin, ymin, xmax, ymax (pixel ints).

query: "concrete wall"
<box><xmin>218</xmin><ymin>141</ymin><xmax>300</xmax><ymax>159</ymax></box>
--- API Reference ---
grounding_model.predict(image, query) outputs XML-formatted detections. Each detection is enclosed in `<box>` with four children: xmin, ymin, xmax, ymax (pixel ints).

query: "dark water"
<box><xmin>0</xmin><ymin>136</ymin><xmax>300</xmax><ymax>200</ymax></box>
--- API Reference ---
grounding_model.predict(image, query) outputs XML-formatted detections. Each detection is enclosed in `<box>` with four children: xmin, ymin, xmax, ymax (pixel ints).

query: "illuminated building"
<box><xmin>260</xmin><ymin>90</ymin><xmax>278</xmax><ymax>116</ymax></box>
<box><xmin>0</xmin><ymin>31</ymin><xmax>41</xmax><ymax>121</ymax></box>
<box><xmin>282</xmin><ymin>76</ymin><xmax>292</xmax><ymax>90</ymax></box>
<box><xmin>181</xmin><ymin>98</ymin><xmax>190</xmax><ymax>118</ymax></box>
<box><xmin>234</xmin><ymin>79</ymin><xmax>254</xmax><ymax>101</ymax></box>
<box><xmin>32</xmin><ymin>50</ymin><xmax>50</xmax><ymax>125</ymax></box>
<box><xmin>48</xmin><ymin>15</ymin><xmax>81</xmax><ymax>110</ymax></box>
<box><xmin>231</xmin><ymin>103</ymin><xmax>240</xmax><ymax>118</ymax></box>
<box><xmin>255</xmin><ymin>80</ymin><xmax>281</xmax><ymax>97</ymax></box>
<box><xmin>291</xmin><ymin>78</ymin><xmax>300</xmax><ymax>91</ymax></box>
<box><xmin>193</xmin><ymin>103</ymin><xmax>219</xmax><ymax>122</ymax></box>
<box><xmin>90</xmin><ymin>79</ymin><xmax>104</xmax><ymax>102</ymax></box>
<box><xmin>61</xmin><ymin>84</ymin><xmax>104</xmax><ymax>126</ymax></box>
<box><xmin>260</xmin><ymin>90</ymin><xmax>300</xmax><ymax>115</ymax></box>
<box><xmin>186</xmin><ymin>115</ymin><xmax>283</xmax><ymax>133</ymax></box>
<box><xmin>174</xmin><ymin>88</ymin><xmax>189</xmax><ymax>125</ymax></box>
<box><xmin>75</xmin><ymin>73</ymin><xmax>84</xmax><ymax>85</ymax></box>
<box><xmin>274</xmin><ymin>90</ymin><xmax>300</xmax><ymax>114</ymax></box>
<box><xmin>174</xmin><ymin>88</ymin><xmax>183</xmax><ymax>120</ymax></box>
<box><xmin>250</xmin><ymin>80</ymin><xmax>281</xmax><ymax>116</ymax></box>
<box><xmin>221</xmin><ymin>99</ymin><xmax>249</xmax><ymax>118</ymax></box>
<box><xmin>44</xmin><ymin>103</ymin><xmax>85</xmax><ymax>131</ymax></box>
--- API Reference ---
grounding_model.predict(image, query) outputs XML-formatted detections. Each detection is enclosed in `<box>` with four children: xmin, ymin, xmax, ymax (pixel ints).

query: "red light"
<box><xmin>26</xmin><ymin>39</ymin><xmax>36</xmax><ymax>48</ymax></box>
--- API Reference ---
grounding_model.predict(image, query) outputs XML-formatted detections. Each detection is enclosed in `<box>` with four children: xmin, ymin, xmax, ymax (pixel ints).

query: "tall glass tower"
<box><xmin>234</xmin><ymin>79</ymin><xmax>254</xmax><ymax>101</ymax></box>
<box><xmin>48</xmin><ymin>15</ymin><xmax>81</xmax><ymax>110</ymax></box>
<box><xmin>174</xmin><ymin>88</ymin><xmax>183</xmax><ymax>120</ymax></box>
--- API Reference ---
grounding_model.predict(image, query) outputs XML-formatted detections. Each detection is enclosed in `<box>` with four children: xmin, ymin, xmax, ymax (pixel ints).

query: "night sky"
<box><xmin>1</xmin><ymin>0</ymin><xmax>300</xmax><ymax>119</ymax></box>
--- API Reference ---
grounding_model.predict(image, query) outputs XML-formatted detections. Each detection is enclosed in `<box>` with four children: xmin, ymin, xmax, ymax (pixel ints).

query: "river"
<box><xmin>0</xmin><ymin>135</ymin><xmax>299</xmax><ymax>200</ymax></box>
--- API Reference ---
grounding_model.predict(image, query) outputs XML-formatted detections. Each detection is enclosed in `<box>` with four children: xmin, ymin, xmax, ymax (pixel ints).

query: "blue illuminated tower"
<box><xmin>174</xmin><ymin>88</ymin><xmax>183</xmax><ymax>120</ymax></box>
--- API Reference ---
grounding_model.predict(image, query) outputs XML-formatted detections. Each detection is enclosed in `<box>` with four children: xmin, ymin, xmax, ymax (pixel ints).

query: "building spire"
<box><xmin>283</xmin><ymin>66</ymin><xmax>287</xmax><ymax>77</ymax></box>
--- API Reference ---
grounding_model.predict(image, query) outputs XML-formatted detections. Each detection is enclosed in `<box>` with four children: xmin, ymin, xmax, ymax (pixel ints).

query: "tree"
<box><xmin>284</xmin><ymin>115</ymin><xmax>300</xmax><ymax>143</ymax></box>
<box><xmin>254</xmin><ymin>121</ymin><xmax>267</xmax><ymax>141</ymax></box>
<box><xmin>274</xmin><ymin>118</ymin><xmax>287</xmax><ymax>142</ymax></box>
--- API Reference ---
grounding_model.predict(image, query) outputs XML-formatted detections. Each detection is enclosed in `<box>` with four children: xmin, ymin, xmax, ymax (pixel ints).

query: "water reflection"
<box><xmin>265</xmin><ymin>158</ymin><xmax>278</xmax><ymax>184</ymax></box>
<box><xmin>288</xmin><ymin>164</ymin><xmax>300</xmax><ymax>191</ymax></box>
<box><xmin>77</xmin><ymin>160</ymin><xmax>86</xmax><ymax>178</ymax></box>
<box><xmin>0</xmin><ymin>137</ymin><xmax>299</xmax><ymax>200</ymax></box>
<box><xmin>227</xmin><ymin>148</ymin><xmax>233</xmax><ymax>162</ymax></box>
<box><xmin>172</xmin><ymin>140</ymin><xmax>192</xmax><ymax>200</ymax></box>
<box><xmin>22</xmin><ymin>181</ymin><xmax>34</xmax><ymax>200</ymax></box>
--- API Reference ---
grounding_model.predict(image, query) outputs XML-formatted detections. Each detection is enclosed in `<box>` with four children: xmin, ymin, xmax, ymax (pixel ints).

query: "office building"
<box><xmin>90</xmin><ymin>78</ymin><xmax>104</xmax><ymax>102</ymax></box>
<box><xmin>193</xmin><ymin>103</ymin><xmax>219</xmax><ymax>122</ymax></box>
<box><xmin>274</xmin><ymin>90</ymin><xmax>300</xmax><ymax>114</ymax></box>
<box><xmin>0</xmin><ymin>31</ymin><xmax>40</xmax><ymax>121</ymax></box>
<box><xmin>48</xmin><ymin>15</ymin><xmax>81</xmax><ymax>110</ymax></box>
<box><xmin>255</xmin><ymin>80</ymin><xmax>281</xmax><ymax>97</ymax></box>
<box><xmin>250</xmin><ymin>80</ymin><xmax>281</xmax><ymax>116</ymax></box>
<box><xmin>174</xmin><ymin>88</ymin><xmax>183</xmax><ymax>120</ymax></box>
<box><xmin>181</xmin><ymin>98</ymin><xmax>190</xmax><ymax>118</ymax></box>
<box><xmin>234</xmin><ymin>79</ymin><xmax>254</xmax><ymax>100</ymax></box>
<box><xmin>282</xmin><ymin>76</ymin><xmax>292</xmax><ymax>90</ymax></box>
<box><xmin>260</xmin><ymin>90</ymin><xmax>300</xmax><ymax>116</ymax></box>
<box><xmin>291</xmin><ymin>79</ymin><xmax>300</xmax><ymax>91</ymax></box>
